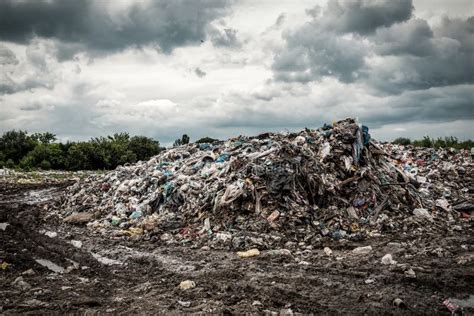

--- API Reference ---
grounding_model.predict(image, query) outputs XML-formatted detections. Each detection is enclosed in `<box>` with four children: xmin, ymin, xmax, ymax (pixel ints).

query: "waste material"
<box><xmin>70</xmin><ymin>240</ymin><xmax>83</xmax><ymax>248</ymax></box>
<box><xmin>237</xmin><ymin>248</ymin><xmax>260</xmax><ymax>258</ymax></box>
<box><xmin>393</xmin><ymin>298</ymin><xmax>407</xmax><ymax>309</ymax></box>
<box><xmin>323</xmin><ymin>247</ymin><xmax>333</xmax><ymax>256</ymax></box>
<box><xmin>12</xmin><ymin>276</ymin><xmax>32</xmax><ymax>291</ymax></box>
<box><xmin>35</xmin><ymin>259</ymin><xmax>65</xmax><ymax>274</ymax></box>
<box><xmin>266</xmin><ymin>249</ymin><xmax>292</xmax><ymax>257</ymax></box>
<box><xmin>64</xmin><ymin>212</ymin><xmax>94</xmax><ymax>225</ymax></box>
<box><xmin>179</xmin><ymin>280</ymin><xmax>196</xmax><ymax>290</ymax></box>
<box><xmin>52</xmin><ymin>118</ymin><xmax>473</xmax><ymax>250</ymax></box>
<box><xmin>352</xmin><ymin>246</ymin><xmax>372</xmax><ymax>255</ymax></box>
<box><xmin>381</xmin><ymin>254</ymin><xmax>397</xmax><ymax>265</ymax></box>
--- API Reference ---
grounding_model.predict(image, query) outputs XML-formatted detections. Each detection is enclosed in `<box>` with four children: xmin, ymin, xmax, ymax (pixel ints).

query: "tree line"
<box><xmin>392</xmin><ymin>136</ymin><xmax>473</xmax><ymax>150</ymax></box>
<box><xmin>0</xmin><ymin>130</ymin><xmax>221</xmax><ymax>171</ymax></box>
<box><xmin>0</xmin><ymin>130</ymin><xmax>164</xmax><ymax>171</ymax></box>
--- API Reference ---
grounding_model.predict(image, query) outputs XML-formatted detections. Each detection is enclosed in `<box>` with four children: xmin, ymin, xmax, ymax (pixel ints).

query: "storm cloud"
<box><xmin>272</xmin><ymin>0</ymin><xmax>474</xmax><ymax>95</ymax></box>
<box><xmin>0</xmin><ymin>0</ymin><xmax>234</xmax><ymax>56</ymax></box>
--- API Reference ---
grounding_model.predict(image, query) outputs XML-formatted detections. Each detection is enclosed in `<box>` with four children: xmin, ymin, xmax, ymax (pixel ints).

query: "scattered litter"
<box><xmin>0</xmin><ymin>261</ymin><xmax>9</xmax><ymax>270</ymax></box>
<box><xmin>381</xmin><ymin>254</ymin><xmax>397</xmax><ymax>265</ymax></box>
<box><xmin>64</xmin><ymin>212</ymin><xmax>93</xmax><ymax>224</ymax></box>
<box><xmin>178</xmin><ymin>300</ymin><xmax>191</xmax><ymax>307</ymax></box>
<box><xmin>70</xmin><ymin>240</ymin><xmax>83</xmax><ymax>248</ymax></box>
<box><xmin>22</xmin><ymin>269</ymin><xmax>35</xmax><ymax>275</ymax></box>
<box><xmin>237</xmin><ymin>249</ymin><xmax>260</xmax><ymax>258</ymax></box>
<box><xmin>12</xmin><ymin>276</ymin><xmax>31</xmax><ymax>291</ymax></box>
<box><xmin>179</xmin><ymin>280</ymin><xmax>196</xmax><ymax>290</ymax></box>
<box><xmin>352</xmin><ymin>246</ymin><xmax>372</xmax><ymax>255</ymax></box>
<box><xmin>0</xmin><ymin>222</ymin><xmax>9</xmax><ymax>231</ymax></box>
<box><xmin>43</xmin><ymin>231</ymin><xmax>58</xmax><ymax>238</ymax></box>
<box><xmin>413</xmin><ymin>208</ymin><xmax>432</xmax><ymax>219</ymax></box>
<box><xmin>35</xmin><ymin>259</ymin><xmax>65</xmax><ymax>274</ymax></box>
<box><xmin>323</xmin><ymin>247</ymin><xmax>333</xmax><ymax>256</ymax></box>
<box><xmin>267</xmin><ymin>249</ymin><xmax>292</xmax><ymax>257</ymax></box>
<box><xmin>393</xmin><ymin>298</ymin><xmax>407</xmax><ymax>309</ymax></box>
<box><xmin>91</xmin><ymin>253</ymin><xmax>122</xmax><ymax>266</ymax></box>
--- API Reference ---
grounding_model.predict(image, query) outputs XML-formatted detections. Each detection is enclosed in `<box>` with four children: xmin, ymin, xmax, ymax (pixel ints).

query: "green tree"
<box><xmin>0</xmin><ymin>130</ymin><xmax>36</xmax><ymax>164</ymax></box>
<box><xmin>128</xmin><ymin>136</ymin><xmax>161</xmax><ymax>161</ymax></box>
<box><xmin>173</xmin><ymin>134</ymin><xmax>190</xmax><ymax>147</ymax></box>
<box><xmin>30</xmin><ymin>132</ymin><xmax>57</xmax><ymax>144</ymax></box>
<box><xmin>392</xmin><ymin>137</ymin><xmax>411</xmax><ymax>145</ymax></box>
<box><xmin>20</xmin><ymin>143</ymin><xmax>66</xmax><ymax>170</ymax></box>
<box><xmin>196</xmin><ymin>136</ymin><xmax>219</xmax><ymax>144</ymax></box>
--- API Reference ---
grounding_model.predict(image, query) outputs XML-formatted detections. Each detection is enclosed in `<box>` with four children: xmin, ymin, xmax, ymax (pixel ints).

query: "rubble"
<box><xmin>52</xmin><ymin>118</ymin><xmax>472</xmax><ymax>250</ymax></box>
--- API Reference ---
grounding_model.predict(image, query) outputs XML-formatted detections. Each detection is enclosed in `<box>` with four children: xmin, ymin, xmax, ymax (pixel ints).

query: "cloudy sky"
<box><xmin>0</xmin><ymin>0</ymin><xmax>473</xmax><ymax>144</ymax></box>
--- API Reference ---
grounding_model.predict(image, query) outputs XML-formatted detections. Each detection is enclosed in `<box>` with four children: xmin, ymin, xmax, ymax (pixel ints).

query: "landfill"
<box><xmin>54</xmin><ymin>118</ymin><xmax>473</xmax><ymax>250</ymax></box>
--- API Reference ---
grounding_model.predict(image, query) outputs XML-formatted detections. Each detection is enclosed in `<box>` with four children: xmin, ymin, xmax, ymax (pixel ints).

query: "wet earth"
<box><xmin>1</xmin><ymin>182</ymin><xmax>473</xmax><ymax>315</ymax></box>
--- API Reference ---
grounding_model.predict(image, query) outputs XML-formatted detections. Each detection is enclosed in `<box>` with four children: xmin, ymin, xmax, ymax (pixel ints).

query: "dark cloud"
<box><xmin>194</xmin><ymin>67</ymin><xmax>207</xmax><ymax>78</ymax></box>
<box><xmin>368</xmin><ymin>16</ymin><xmax>474</xmax><ymax>93</ymax></box>
<box><xmin>374</xmin><ymin>19</ymin><xmax>434</xmax><ymax>56</ymax></box>
<box><xmin>272</xmin><ymin>27</ymin><xmax>366</xmax><ymax>83</ymax></box>
<box><xmin>0</xmin><ymin>0</ymin><xmax>234</xmax><ymax>56</ymax></box>
<box><xmin>273</xmin><ymin>0</ymin><xmax>473</xmax><ymax>95</ymax></box>
<box><xmin>271</xmin><ymin>0</ymin><xmax>412</xmax><ymax>84</ymax></box>
<box><xmin>317</xmin><ymin>0</ymin><xmax>413</xmax><ymax>35</ymax></box>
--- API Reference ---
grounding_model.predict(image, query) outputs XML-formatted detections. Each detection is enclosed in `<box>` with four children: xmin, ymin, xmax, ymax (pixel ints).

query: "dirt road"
<box><xmin>1</xmin><ymin>182</ymin><xmax>473</xmax><ymax>314</ymax></box>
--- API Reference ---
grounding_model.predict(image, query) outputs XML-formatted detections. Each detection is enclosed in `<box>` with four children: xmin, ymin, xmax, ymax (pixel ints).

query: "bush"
<box><xmin>0</xmin><ymin>130</ymin><xmax>36</xmax><ymax>164</ymax></box>
<box><xmin>196</xmin><ymin>136</ymin><xmax>219</xmax><ymax>144</ymax></box>
<box><xmin>392</xmin><ymin>137</ymin><xmax>411</xmax><ymax>145</ymax></box>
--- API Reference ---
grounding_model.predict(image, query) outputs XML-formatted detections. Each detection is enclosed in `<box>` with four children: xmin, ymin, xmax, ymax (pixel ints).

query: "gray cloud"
<box><xmin>194</xmin><ymin>67</ymin><xmax>207</xmax><ymax>78</ymax></box>
<box><xmin>317</xmin><ymin>0</ymin><xmax>413</xmax><ymax>35</ymax></box>
<box><xmin>272</xmin><ymin>29</ymin><xmax>366</xmax><ymax>83</ymax></box>
<box><xmin>0</xmin><ymin>0</ymin><xmax>234</xmax><ymax>57</ymax></box>
<box><xmin>368</xmin><ymin>16</ymin><xmax>474</xmax><ymax>93</ymax></box>
<box><xmin>209</xmin><ymin>27</ymin><xmax>240</xmax><ymax>47</ymax></box>
<box><xmin>275</xmin><ymin>13</ymin><xmax>286</xmax><ymax>28</ymax></box>
<box><xmin>374</xmin><ymin>19</ymin><xmax>434</xmax><ymax>56</ymax></box>
<box><xmin>271</xmin><ymin>0</ymin><xmax>412</xmax><ymax>84</ymax></box>
<box><xmin>0</xmin><ymin>45</ymin><xmax>18</xmax><ymax>65</ymax></box>
<box><xmin>19</xmin><ymin>103</ymin><xmax>42</xmax><ymax>111</ymax></box>
<box><xmin>272</xmin><ymin>0</ymin><xmax>473</xmax><ymax>95</ymax></box>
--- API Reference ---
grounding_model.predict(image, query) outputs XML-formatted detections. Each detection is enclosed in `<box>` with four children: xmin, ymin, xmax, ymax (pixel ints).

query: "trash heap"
<box><xmin>57</xmin><ymin>118</ymin><xmax>473</xmax><ymax>249</ymax></box>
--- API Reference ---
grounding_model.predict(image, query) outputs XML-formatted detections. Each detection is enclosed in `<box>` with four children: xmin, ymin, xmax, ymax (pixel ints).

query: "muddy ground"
<box><xmin>1</xmin><ymin>182</ymin><xmax>473</xmax><ymax>315</ymax></box>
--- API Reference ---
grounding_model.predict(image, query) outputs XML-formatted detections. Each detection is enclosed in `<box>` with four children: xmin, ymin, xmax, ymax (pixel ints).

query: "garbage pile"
<box><xmin>56</xmin><ymin>119</ymin><xmax>473</xmax><ymax>249</ymax></box>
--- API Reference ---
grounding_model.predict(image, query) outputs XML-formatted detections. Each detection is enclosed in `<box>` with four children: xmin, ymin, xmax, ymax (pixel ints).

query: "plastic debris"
<box><xmin>179</xmin><ymin>280</ymin><xmax>196</xmax><ymax>290</ymax></box>
<box><xmin>381</xmin><ymin>254</ymin><xmax>397</xmax><ymax>265</ymax></box>
<box><xmin>323</xmin><ymin>247</ymin><xmax>333</xmax><ymax>256</ymax></box>
<box><xmin>352</xmin><ymin>246</ymin><xmax>372</xmax><ymax>255</ymax></box>
<box><xmin>237</xmin><ymin>249</ymin><xmax>260</xmax><ymax>258</ymax></box>
<box><xmin>49</xmin><ymin>118</ymin><xmax>472</xmax><ymax>250</ymax></box>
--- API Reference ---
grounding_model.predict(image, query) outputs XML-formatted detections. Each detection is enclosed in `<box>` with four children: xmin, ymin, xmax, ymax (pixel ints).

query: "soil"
<box><xmin>1</xmin><ymin>182</ymin><xmax>473</xmax><ymax>315</ymax></box>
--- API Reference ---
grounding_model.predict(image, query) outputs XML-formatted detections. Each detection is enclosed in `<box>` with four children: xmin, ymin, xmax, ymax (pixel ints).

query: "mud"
<box><xmin>1</xmin><ymin>182</ymin><xmax>473</xmax><ymax>314</ymax></box>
